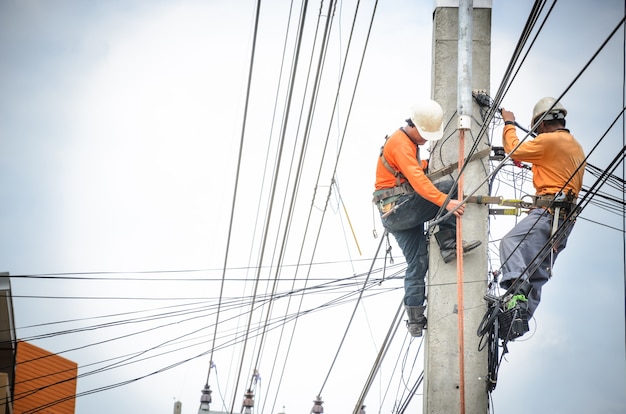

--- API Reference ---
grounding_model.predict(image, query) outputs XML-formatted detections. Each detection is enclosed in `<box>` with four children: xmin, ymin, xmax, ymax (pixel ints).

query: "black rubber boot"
<box><xmin>405</xmin><ymin>305</ymin><xmax>427</xmax><ymax>337</ymax></box>
<box><xmin>434</xmin><ymin>229</ymin><xmax>481</xmax><ymax>264</ymax></box>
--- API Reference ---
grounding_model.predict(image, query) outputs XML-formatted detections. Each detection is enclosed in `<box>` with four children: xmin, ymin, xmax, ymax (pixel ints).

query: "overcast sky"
<box><xmin>0</xmin><ymin>1</ymin><xmax>625</xmax><ymax>414</ymax></box>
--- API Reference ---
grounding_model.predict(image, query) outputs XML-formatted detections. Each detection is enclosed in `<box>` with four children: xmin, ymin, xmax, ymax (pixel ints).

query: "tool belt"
<box><xmin>372</xmin><ymin>182</ymin><xmax>415</xmax><ymax>214</ymax></box>
<box><xmin>534</xmin><ymin>192</ymin><xmax>577</xmax><ymax>219</ymax></box>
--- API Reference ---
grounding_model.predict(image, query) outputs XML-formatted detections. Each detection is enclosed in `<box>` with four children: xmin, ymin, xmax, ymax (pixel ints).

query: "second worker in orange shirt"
<box><xmin>373</xmin><ymin>99</ymin><xmax>481</xmax><ymax>337</ymax></box>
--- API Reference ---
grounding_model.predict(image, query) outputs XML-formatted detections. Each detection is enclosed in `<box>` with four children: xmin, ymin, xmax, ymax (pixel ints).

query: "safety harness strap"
<box><xmin>378</xmin><ymin>131</ymin><xmax>421</xmax><ymax>187</ymax></box>
<box><xmin>426</xmin><ymin>147</ymin><xmax>491</xmax><ymax>181</ymax></box>
<box><xmin>379</xmin><ymin>149</ymin><xmax>404</xmax><ymax>187</ymax></box>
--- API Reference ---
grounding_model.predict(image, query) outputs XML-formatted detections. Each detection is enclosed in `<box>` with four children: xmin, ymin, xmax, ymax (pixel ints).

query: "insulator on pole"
<box><xmin>198</xmin><ymin>383</ymin><xmax>212</xmax><ymax>413</ymax></box>
<box><xmin>310</xmin><ymin>396</ymin><xmax>324</xmax><ymax>414</ymax></box>
<box><xmin>242</xmin><ymin>389</ymin><xmax>254</xmax><ymax>414</ymax></box>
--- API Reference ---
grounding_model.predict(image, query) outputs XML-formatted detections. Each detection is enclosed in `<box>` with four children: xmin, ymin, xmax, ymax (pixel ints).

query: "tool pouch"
<box><xmin>378</xmin><ymin>196</ymin><xmax>400</xmax><ymax>214</ymax></box>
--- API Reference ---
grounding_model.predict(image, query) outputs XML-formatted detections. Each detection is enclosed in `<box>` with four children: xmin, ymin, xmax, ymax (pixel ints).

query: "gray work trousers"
<box><xmin>499</xmin><ymin>208</ymin><xmax>574</xmax><ymax>316</ymax></box>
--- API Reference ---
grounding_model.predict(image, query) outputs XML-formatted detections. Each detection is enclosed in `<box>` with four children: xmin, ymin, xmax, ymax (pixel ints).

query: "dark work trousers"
<box><xmin>499</xmin><ymin>208</ymin><xmax>574</xmax><ymax>316</ymax></box>
<box><xmin>381</xmin><ymin>180</ymin><xmax>457</xmax><ymax>307</ymax></box>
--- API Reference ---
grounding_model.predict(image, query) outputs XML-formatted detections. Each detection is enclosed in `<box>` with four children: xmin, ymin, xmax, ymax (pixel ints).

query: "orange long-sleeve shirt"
<box><xmin>503</xmin><ymin>124</ymin><xmax>585</xmax><ymax>196</ymax></box>
<box><xmin>374</xmin><ymin>129</ymin><xmax>448</xmax><ymax>206</ymax></box>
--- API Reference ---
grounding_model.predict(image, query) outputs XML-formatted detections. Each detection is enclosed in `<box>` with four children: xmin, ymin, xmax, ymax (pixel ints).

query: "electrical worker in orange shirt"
<box><xmin>499</xmin><ymin>97</ymin><xmax>585</xmax><ymax>318</ymax></box>
<box><xmin>373</xmin><ymin>99</ymin><xmax>481</xmax><ymax>337</ymax></box>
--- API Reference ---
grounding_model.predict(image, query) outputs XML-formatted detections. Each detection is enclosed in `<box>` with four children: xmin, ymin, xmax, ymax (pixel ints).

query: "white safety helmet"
<box><xmin>531</xmin><ymin>97</ymin><xmax>567</xmax><ymax>127</ymax></box>
<box><xmin>409</xmin><ymin>99</ymin><xmax>444</xmax><ymax>141</ymax></box>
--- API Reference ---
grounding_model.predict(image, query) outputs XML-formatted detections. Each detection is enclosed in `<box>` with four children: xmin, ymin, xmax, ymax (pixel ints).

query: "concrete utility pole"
<box><xmin>424</xmin><ymin>1</ymin><xmax>491</xmax><ymax>413</ymax></box>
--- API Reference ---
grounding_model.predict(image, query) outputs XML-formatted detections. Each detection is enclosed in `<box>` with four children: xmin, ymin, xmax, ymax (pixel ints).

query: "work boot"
<box><xmin>434</xmin><ymin>229</ymin><xmax>481</xmax><ymax>264</ymax></box>
<box><xmin>405</xmin><ymin>305</ymin><xmax>427</xmax><ymax>337</ymax></box>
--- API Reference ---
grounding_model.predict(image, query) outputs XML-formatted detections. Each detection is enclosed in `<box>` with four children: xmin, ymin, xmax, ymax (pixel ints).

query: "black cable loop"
<box><xmin>474</xmin><ymin>0</ymin><xmax>555</xmax><ymax>150</ymax></box>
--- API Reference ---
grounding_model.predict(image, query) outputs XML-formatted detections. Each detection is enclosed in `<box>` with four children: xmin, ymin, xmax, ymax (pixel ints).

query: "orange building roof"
<box><xmin>14</xmin><ymin>341</ymin><xmax>77</xmax><ymax>414</ymax></box>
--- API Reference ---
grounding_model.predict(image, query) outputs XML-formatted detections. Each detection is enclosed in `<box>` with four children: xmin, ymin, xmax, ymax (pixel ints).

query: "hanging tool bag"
<box><xmin>372</xmin><ymin>181</ymin><xmax>415</xmax><ymax>214</ymax></box>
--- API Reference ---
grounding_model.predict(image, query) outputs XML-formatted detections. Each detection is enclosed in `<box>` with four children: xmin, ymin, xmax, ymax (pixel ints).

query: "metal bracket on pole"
<box><xmin>489</xmin><ymin>208</ymin><xmax>523</xmax><ymax>216</ymax></box>
<box><xmin>463</xmin><ymin>195</ymin><xmax>530</xmax><ymax>216</ymax></box>
<box><xmin>458</xmin><ymin>114</ymin><xmax>472</xmax><ymax>130</ymax></box>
